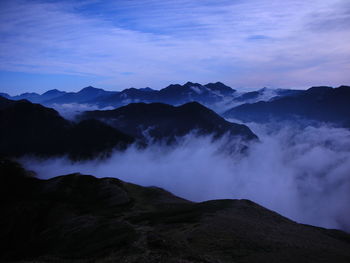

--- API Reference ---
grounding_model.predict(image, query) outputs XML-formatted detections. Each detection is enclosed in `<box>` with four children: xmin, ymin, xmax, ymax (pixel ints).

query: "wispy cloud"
<box><xmin>0</xmin><ymin>0</ymin><xmax>349</xmax><ymax>92</ymax></box>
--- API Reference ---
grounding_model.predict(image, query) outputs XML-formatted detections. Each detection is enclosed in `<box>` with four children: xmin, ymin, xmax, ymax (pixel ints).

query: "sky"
<box><xmin>0</xmin><ymin>0</ymin><xmax>350</xmax><ymax>95</ymax></box>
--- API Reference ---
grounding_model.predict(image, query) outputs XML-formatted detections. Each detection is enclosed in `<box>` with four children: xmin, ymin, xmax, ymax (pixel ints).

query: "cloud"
<box><xmin>50</xmin><ymin>103</ymin><xmax>114</xmax><ymax>120</ymax></box>
<box><xmin>0</xmin><ymin>0</ymin><xmax>349</xmax><ymax>91</ymax></box>
<box><xmin>20</xmin><ymin>122</ymin><xmax>350</xmax><ymax>232</ymax></box>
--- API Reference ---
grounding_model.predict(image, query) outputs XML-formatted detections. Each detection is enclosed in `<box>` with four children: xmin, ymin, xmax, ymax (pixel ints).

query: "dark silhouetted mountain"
<box><xmin>39</xmin><ymin>89</ymin><xmax>67</xmax><ymax>102</ymax></box>
<box><xmin>204</xmin><ymin>81</ymin><xmax>236</xmax><ymax>96</ymax></box>
<box><xmin>14</xmin><ymin>89</ymin><xmax>68</xmax><ymax>103</ymax></box>
<box><xmin>5</xmin><ymin>83</ymin><xmax>305</xmax><ymax>113</ymax></box>
<box><xmin>139</xmin><ymin>87</ymin><xmax>154</xmax><ymax>92</ymax></box>
<box><xmin>3</xmin><ymin>90</ymin><xmax>66</xmax><ymax>103</ymax></box>
<box><xmin>232</xmin><ymin>87</ymin><xmax>303</xmax><ymax>103</ymax></box>
<box><xmin>0</xmin><ymin>92</ymin><xmax>10</xmax><ymax>99</ymax></box>
<box><xmin>224</xmin><ymin>86</ymin><xmax>350</xmax><ymax>126</ymax></box>
<box><xmin>11</xmin><ymin>92</ymin><xmax>41</xmax><ymax>101</ymax></box>
<box><xmin>96</xmin><ymin>87</ymin><xmax>158</xmax><ymax>107</ymax></box>
<box><xmin>44</xmin><ymin>86</ymin><xmax>118</xmax><ymax>104</ymax></box>
<box><xmin>0</xmin><ymin>97</ymin><xmax>134</xmax><ymax>159</ymax></box>
<box><xmin>94</xmin><ymin>82</ymin><xmax>237</xmax><ymax>108</ymax></box>
<box><xmin>156</xmin><ymin>81</ymin><xmax>236</xmax><ymax>105</ymax></box>
<box><xmin>80</xmin><ymin>102</ymin><xmax>258</xmax><ymax>142</ymax></box>
<box><xmin>1</xmin><ymin>159</ymin><xmax>350</xmax><ymax>262</ymax></box>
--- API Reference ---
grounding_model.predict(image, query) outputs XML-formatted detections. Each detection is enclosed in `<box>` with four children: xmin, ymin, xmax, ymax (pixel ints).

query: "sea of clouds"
<box><xmin>20</xmin><ymin>122</ymin><xmax>350</xmax><ymax>232</ymax></box>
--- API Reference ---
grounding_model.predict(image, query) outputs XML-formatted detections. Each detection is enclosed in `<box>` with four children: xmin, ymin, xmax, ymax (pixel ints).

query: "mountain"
<box><xmin>204</xmin><ymin>82</ymin><xmax>236</xmax><ymax>96</ymax></box>
<box><xmin>0</xmin><ymin>97</ymin><xmax>134</xmax><ymax>159</ymax></box>
<box><xmin>223</xmin><ymin>86</ymin><xmax>350</xmax><ymax>126</ymax></box>
<box><xmin>157</xmin><ymin>81</ymin><xmax>236</xmax><ymax>105</ymax></box>
<box><xmin>95</xmin><ymin>87</ymin><xmax>158</xmax><ymax>108</ymax></box>
<box><xmin>9</xmin><ymin>90</ymin><xmax>67</xmax><ymax>103</ymax></box>
<box><xmin>11</xmin><ymin>92</ymin><xmax>41</xmax><ymax>101</ymax></box>
<box><xmin>235</xmin><ymin>87</ymin><xmax>302</xmax><ymax>102</ymax></box>
<box><xmin>5</xmin><ymin>83</ymin><xmax>304</xmax><ymax>113</ymax></box>
<box><xmin>44</xmin><ymin>86</ymin><xmax>118</xmax><ymax>104</ymax></box>
<box><xmin>94</xmin><ymin>81</ymin><xmax>237</xmax><ymax>108</ymax></box>
<box><xmin>39</xmin><ymin>89</ymin><xmax>67</xmax><ymax>102</ymax></box>
<box><xmin>1</xmin><ymin>159</ymin><xmax>350</xmax><ymax>262</ymax></box>
<box><xmin>80</xmin><ymin>102</ymin><xmax>258</xmax><ymax>142</ymax></box>
<box><xmin>0</xmin><ymin>92</ymin><xmax>10</xmax><ymax>99</ymax></box>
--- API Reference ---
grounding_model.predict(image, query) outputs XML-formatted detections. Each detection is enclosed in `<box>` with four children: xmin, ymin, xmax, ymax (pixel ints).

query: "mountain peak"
<box><xmin>42</xmin><ymin>89</ymin><xmax>64</xmax><ymax>95</ymax></box>
<box><xmin>79</xmin><ymin>86</ymin><xmax>103</xmax><ymax>93</ymax></box>
<box><xmin>307</xmin><ymin>86</ymin><xmax>333</xmax><ymax>93</ymax></box>
<box><xmin>204</xmin><ymin>82</ymin><xmax>236</xmax><ymax>94</ymax></box>
<box><xmin>139</xmin><ymin>87</ymin><xmax>154</xmax><ymax>92</ymax></box>
<box><xmin>184</xmin><ymin>81</ymin><xmax>202</xmax><ymax>87</ymax></box>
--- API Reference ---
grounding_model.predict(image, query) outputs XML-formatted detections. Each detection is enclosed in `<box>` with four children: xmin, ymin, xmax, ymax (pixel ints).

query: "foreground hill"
<box><xmin>224</xmin><ymin>86</ymin><xmax>350</xmax><ymax>126</ymax></box>
<box><xmin>80</xmin><ymin>102</ymin><xmax>258</xmax><ymax>142</ymax></box>
<box><xmin>0</xmin><ymin>97</ymin><xmax>134</xmax><ymax>159</ymax></box>
<box><xmin>1</xmin><ymin>159</ymin><xmax>350</xmax><ymax>263</ymax></box>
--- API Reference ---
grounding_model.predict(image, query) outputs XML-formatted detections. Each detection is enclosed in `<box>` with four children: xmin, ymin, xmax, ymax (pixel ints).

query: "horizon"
<box><xmin>2</xmin><ymin>81</ymin><xmax>350</xmax><ymax>97</ymax></box>
<box><xmin>1</xmin><ymin>0</ymin><xmax>350</xmax><ymax>95</ymax></box>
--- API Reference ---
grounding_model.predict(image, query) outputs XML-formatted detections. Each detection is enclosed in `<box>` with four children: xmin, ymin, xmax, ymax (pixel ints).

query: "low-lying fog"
<box><xmin>20</xmin><ymin>122</ymin><xmax>350</xmax><ymax>232</ymax></box>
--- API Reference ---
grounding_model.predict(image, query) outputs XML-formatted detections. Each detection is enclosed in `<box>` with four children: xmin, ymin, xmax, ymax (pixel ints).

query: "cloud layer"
<box><xmin>20</xmin><ymin>123</ymin><xmax>350</xmax><ymax>232</ymax></box>
<box><xmin>1</xmin><ymin>0</ymin><xmax>350</xmax><ymax>93</ymax></box>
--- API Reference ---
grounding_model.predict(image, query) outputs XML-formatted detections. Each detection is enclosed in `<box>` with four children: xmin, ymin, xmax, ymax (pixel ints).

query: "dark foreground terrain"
<box><xmin>1</xmin><ymin>159</ymin><xmax>350</xmax><ymax>263</ymax></box>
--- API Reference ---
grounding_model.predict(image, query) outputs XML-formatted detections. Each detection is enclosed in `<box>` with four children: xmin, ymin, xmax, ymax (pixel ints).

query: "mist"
<box><xmin>50</xmin><ymin>103</ymin><xmax>114</xmax><ymax>120</ymax></box>
<box><xmin>20</xmin><ymin>123</ymin><xmax>350</xmax><ymax>232</ymax></box>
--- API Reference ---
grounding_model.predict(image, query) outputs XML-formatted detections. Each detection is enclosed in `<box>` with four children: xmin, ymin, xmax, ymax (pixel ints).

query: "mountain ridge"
<box><xmin>223</xmin><ymin>85</ymin><xmax>350</xmax><ymax>126</ymax></box>
<box><xmin>80</xmin><ymin>101</ymin><xmax>258</xmax><ymax>143</ymax></box>
<box><xmin>4</xmin><ymin>82</ymin><xmax>303</xmax><ymax>111</ymax></box>
<box><xmin>0</xmin><ymin>97</ymin><xmax>134</xmax><ymax>159</ymax></box>
<box><xmin>1</xmin><ymin>158</ymin><xmax>350</xmax><ymax>263</ymax></box>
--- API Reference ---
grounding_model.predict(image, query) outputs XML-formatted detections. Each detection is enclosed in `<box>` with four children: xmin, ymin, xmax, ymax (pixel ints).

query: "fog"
<box><xmin>50</xmin><ymin>103</ymin><xmax>114</xmax><ymax>120</ymax></box>
<box><xmin>20</xmin><ymin>123</ymin><xmax>350</xmax><ymax>232</ymax></box>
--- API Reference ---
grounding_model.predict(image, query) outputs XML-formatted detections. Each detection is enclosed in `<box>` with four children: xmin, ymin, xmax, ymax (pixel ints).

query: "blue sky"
<box><xmin>0</xmin><ymin>0</ymin><xmax>350</xmax><ymax>95</ymax></box>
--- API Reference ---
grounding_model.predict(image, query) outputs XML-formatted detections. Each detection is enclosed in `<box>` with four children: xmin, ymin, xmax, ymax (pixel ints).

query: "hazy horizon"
<box><xmin>3</xmin><ymin>81</ymin><xmax>350</xmax><ymax>97</ymax></box>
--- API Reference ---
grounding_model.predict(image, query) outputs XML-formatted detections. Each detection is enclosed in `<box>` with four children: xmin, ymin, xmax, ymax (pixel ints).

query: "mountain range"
<box><xmin>2</xmin><ymin>82</ymin><xmax>301</xmax><ymax>112</ymax></box>
<box><xmin>0</xmin><ymin>96</ymin><xmax>256</xmax><ymax>159</ymax></box>
<box><xmin>80</xmin><ymin>102</ymin><xmax>257</xmax><ymax>143</ymax></box>
<box><xmin>0</xmin><ymin>96</ymin><xmax>134</xmax><ymax>159</ymax></box>
<box><xmin>5</xmin><ymin>83</ymin><xmax>350</xmax><ymax>129</ymax></box>
<box><xmin>223</xmin><ymin>85</ymin><xmax>350</xmax><ymax>127</ymax></box>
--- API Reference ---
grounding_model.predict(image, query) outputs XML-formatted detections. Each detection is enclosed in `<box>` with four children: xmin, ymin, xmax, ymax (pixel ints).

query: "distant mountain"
<box><xmin>95</xmin><ymin>87</ymin><xmax>158</xmax><ymax>107</ymax></box>
<box><xmin>0</xmin><ymin>92</ymin><xmax>10</xmax><ymax>99</ymax></box>
<box><xmin>80</xmin><ymin>102</ymin><xmax>258</xmax><ymax>143</ymax></box>
<box><xmin>139</xmin><ymin>87</ymin><xmax>154</xmax><ymax>92</ymax></box>
<box><xmin>2</xmin><ymin>159</ymin><xmax>350</xmax><ymax>262</ymax></box>
<box><xmin>11</xmin><ymin>92</ymin><xmax>41</xmax><ymax>102</ymax></box>
<box><xmin>10</xmin><ymin>89</ymin><xmax>68</xmax><ymax>103</ymax></box>
<box><xmin>235</xmin><ymin>88</ymin><xmax>301</xmax><ymax>102</ymax></box>
<box><xmin>94</xmin><ymin>81</ymin><xmax>237</xmax><ymax>108</ymax></box>
<box><xmin>4</xmin><ymin>83</ymin><xmax>305</xmax><ymax>113</ymax></box>
<box><xmin>0</xmin><ymin>97</ymin><xmax>134</xmax><ymax>159</ymax></box>
<box><xmin>223</xmin><ymin>86</ymin><xmax>350</xmax><ymax>126</ymax></box>
<box><xmin>156</xmin><ymin>81</ymin><xmax>236</xmax><ymax>105</ymax></box>
<box><xmin>44</xmin><ymin>86</ymin><xmax>118</xmax><ymax>104</ymax></box>
<box><xmin>39</xmin><ymin>89</ymin><xmax>67</xmax><ymax>102</ymax></box>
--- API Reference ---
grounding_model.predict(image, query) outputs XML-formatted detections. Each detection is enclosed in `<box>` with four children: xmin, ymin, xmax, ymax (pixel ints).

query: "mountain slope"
<box><xmin>224</xmin><ymin>86</ymin><xmax>350</xmax><ymax>125</ymax></box>
<box><xmin>0</xmin><ymin>97</ymin><xmax>134</xmax><ymax>159</ymax></box>
<box><xmin>1</xmin><ymin>159</ymin><xmax>350</xmax><ymax>263</ymax></box>
<box><xmin>80</xmin><ymin>102</ymin><xmax>258</xmax><ymax>142</ymax></box>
